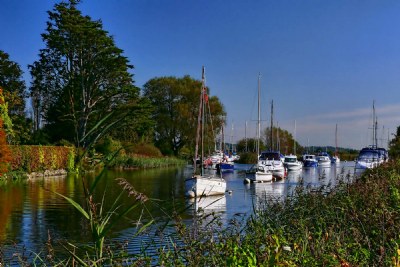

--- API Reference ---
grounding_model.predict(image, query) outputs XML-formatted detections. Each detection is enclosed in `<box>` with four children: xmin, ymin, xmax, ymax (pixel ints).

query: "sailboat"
<box><xmin>259</xmin><ymin>100</ymin><xmax>285</xmax><ymax>179</ymax></box>
<box><xmin>331</xmin><ymin>124</ymin><xmax>340</xmax><ymax>164</ymax></box>
<box><xmin>284</xmin><ymin>120</ymin><xmax>303</xmax><ymax>171</ymax></box>
<box><xmin>185</xmin><ymin>67</ymin><xmax>227</xmax><ymax>197</ymax></box>
<box><xmin>355</xmin><ymin>101</ymin><xmax>388</xmax><ymax>170</ymax></box>
<box><xmin>246</xmin><ymin>73</ymin><xmax>273</xmax><ymax>183</ymax></box>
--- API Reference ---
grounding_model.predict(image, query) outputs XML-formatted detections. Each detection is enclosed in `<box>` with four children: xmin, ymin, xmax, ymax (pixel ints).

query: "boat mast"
<box><xmin>335</xmin><ymin>123</ymin><xmax>338</xmax><ymax>157</ymax></box>
<box><xmin>201</xmin><ymin>67</ymin><xmax>206</xmax><ymax>175</ymax></box>
<box><xmin>245</xmin><ymin>120</ymin><xmax>248</xmax><ymax>152</ymax></box>
<box><xmin>270</xmin><ymin>100</ymin><xmax>274</xmax><ymax>150</ymax></box>
<box><xmin>257</xmin><ymin>73</ymin><xmax>261</xmax><ymax>158</ymax></box>
<box><xmin>372</xmin><ymin>100</ymin><xmax>379</xmax><ymax>148</ymax></box>
<box><xmin>194</xmin><ymin>66</ymin><xmax>205</xmax><ymax>175</ymax></box>
<box><xmin>294</xmin><ymin>120</ymin><xmax>297</xmax><ymax>155</ymax></box>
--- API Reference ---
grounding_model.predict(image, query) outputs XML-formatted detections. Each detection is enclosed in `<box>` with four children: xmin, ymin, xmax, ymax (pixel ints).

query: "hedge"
<box><xmin>9</xmin><ymin>145</ymin><xmax>75</xmax><ymax>173</ymax></box>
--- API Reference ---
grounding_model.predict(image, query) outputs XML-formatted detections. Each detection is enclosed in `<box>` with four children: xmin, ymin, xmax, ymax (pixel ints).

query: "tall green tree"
<box><xmin>29</xmin><ymin>0</ymin><xmax>139</xmax><ymax>148</ymax></box>
<box><xmin>0</xmin><ymin>51</ymin><xmax>32</xmax><ymax>144</ymax></box>
<box><xmin>143</xmin><ymin>75</ymin><xmax>226</xmax><ymax>156</ymax></box>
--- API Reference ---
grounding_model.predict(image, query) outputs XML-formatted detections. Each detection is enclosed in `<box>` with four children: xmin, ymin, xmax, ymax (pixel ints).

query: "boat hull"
<box><xmin>185</xmin><ymin>175</ymin><xmax>226</xmax><ymax>197</ymax></box>
<box><xmin>285</xmin><ymin>162</ymin><xmax>303</xmax><ymax>171</ymax></box>
<box><xmin>303</xmin><ymin>160</ymin><xmax>318</xmax><ymax>167</ymax></box>
<box><xmin>220</xmin><ymin>162</ymin><xmax>234</xmax><ymax>172</ymax></box>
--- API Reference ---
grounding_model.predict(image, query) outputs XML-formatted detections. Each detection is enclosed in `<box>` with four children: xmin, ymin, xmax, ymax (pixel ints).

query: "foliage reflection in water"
<box><xmin>0</xmin><ymin>162</ymin><xmax>356</xmax><ymax>263</ymax></box>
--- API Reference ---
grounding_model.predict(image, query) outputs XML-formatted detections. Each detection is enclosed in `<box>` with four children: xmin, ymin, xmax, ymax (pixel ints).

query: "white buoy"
<box><xmin>244</xmin><ymin>178</ymin><xmax>251</xmax><ymax>184</ymax></box>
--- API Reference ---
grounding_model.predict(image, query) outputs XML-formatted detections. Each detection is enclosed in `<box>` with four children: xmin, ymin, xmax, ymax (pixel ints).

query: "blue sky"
<box><xmin>2</xmin><ymin>0</ymin><xmax>400</xmax><ymax>149</ymax></box>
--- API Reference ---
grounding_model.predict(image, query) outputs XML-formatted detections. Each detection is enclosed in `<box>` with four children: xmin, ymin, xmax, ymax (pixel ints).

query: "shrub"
<box><xmin>9</xmin><ymin>145</ymin><xmax>74</xmax><ymax>173</ymax></box>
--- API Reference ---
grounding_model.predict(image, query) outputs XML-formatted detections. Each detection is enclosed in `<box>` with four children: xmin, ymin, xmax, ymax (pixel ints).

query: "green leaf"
<box><xmin>54</xmin><ymin>191</ymin><xmax>89</xmax><ymax>220</ymax></box>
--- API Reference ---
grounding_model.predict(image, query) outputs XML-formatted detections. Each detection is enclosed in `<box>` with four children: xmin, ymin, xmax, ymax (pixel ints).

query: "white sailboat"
<box><xmin>247</xmin><ymin>73</ymin><xmax>273</xmax><ymax>183</ymax></box>
<box><xmin>185</xmin><ymin>67</ymin><xmax>227</xmax><ymax>197</ymax></box>
<box><xmin>284</xmin><ymin>121</ymin><xmax>303</xmax><ymax>171</ymax></box>
<box><xmin>355</xmin><ymin>101</ymin><xmax>388</xmax><ymax>170</ymax></box>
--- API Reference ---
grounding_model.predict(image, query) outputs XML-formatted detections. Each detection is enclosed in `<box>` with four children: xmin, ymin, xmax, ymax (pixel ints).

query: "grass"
<box><xmin>109</xmin><ymin>155</ymin><xmax>186</xmax><ymax>169</ymax></box>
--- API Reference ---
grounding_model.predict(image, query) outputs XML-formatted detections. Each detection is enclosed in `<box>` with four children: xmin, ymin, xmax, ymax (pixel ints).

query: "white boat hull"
<box><xmin>285</xmin><ymin>162</ymin><xmax>303</xmax><ymax>171</ymax></box>
<box><xmin>185</xmin><ymin>175</ymin><xmax>226</xmax><ymax>197</ymax></box>
<box><xmin>248</xmin><ymin>165</ymin><xmax>273</xmax><ymax>182</ymax></box>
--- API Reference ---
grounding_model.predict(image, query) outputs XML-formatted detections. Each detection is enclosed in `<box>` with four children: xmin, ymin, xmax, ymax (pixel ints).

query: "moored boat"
<box><xmin>284</xmin><ymin>154</ymin><xmax>303</xmax><ymax>171</ymax></box>
<box><xmin>302</xmin><ymin>153</ymin><xmax>318</xmax><ymax>168</ymax></box>
<box><xmin>185</xmin><ymin>67</ymin><xmax>226</xmax><ymax>197</ymax></box>
<box><xmin>259</xmin><ymin>150</ymin><xmax>286</xmax><ymax>179</ymax></box>
<box><xmin>316</xmin><ymin>152</ymin><xmax>331</xmax><ymax>167</ymax></box>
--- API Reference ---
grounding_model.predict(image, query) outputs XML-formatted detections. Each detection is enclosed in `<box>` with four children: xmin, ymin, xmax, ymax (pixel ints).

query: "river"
<box><xmin>0</xmin><ymin>161</ymin><xmax>357</xmax><ymax>262</ymax></box>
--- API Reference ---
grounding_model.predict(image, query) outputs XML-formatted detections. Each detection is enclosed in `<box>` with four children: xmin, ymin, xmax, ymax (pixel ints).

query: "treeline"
<box><xmin>1</xmin><ymin>0</ymin><xmax>399</xmax><ymax>171</ymax></box>
<box><xmin>0</xmin><ymin>0</ymin><xmax>225</xmax><ymax>172</ymax></box>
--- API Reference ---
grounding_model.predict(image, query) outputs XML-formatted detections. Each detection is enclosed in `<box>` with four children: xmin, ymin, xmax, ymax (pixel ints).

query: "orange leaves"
<box><xmin>0</xmin><ymin>118</ymin><xmax>11</xmax><ymax>176</ymax></box>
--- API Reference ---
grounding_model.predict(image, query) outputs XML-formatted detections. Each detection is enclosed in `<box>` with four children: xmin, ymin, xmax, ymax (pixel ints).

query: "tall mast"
<box><xmin>201</xmin><ymin>67</ymin><xmax>206</xmax><ymax>175</ymax></box>
<box><xmin>335</xmin><ymin>123</ymin><xmax>338</xmax><ymax>156</ymax></box>
<box><xmin>245</xmin><ymin>120</ymin><xmax>248</xmax><ymax>152</ymax></box>
<box><xmin>257</xmin><ymin>73</ymin><xmax>261</xmax><ymax>157</ymax></box>
<box><xmin>194</xmin><ymin>66</ymin><xmax>205</xmax><ymax>175</ymax></box>
<box><xmin>294</xmin><ymin>120</ymin><xmax>297</xmax><ymax>155</ymax></box>
<box><xmin>372</xmin><ymin>100</ymin><xmax>379</xmax><ymax>148</ymax></box>
<box><xmin>270</xmin><ymin>100</ymin><xmax>274</xmax><ymax>150</ymax></box>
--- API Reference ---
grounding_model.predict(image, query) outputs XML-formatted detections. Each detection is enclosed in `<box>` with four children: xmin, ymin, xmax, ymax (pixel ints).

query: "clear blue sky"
<box><xmin>2</xmin><ymin>0</ymin><xmax>400</xmax><ymax>149</ymax></box>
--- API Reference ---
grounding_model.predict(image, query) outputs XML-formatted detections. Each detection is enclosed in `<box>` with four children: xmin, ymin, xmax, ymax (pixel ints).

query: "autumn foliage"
<box><xmin>0</xmin><ymin>113</ymin><xmax>12</xmax><ymax>176</ymax></box>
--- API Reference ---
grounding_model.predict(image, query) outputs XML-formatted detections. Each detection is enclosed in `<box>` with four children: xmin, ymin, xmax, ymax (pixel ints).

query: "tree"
<box><xmin>389</xmin><ymin>126</ymin><xmax>400</xmax><ymax>159</ymax></box>
<box><xmin>236</xmin><ymin>138</ymin><xmax>265</xmax><ymax>153</ymax></box>
<box><xmin>262</xmin><ymin>126</ymin><xmax>303</xmax><ymax>155</ymax></box>
<box><xmin>0</xmin><ymin>88</ymin><xmax>12</xmax><ymax>175</ymax></box>
<box><xmin>0</xmin><ymin>51</ymin><xmax>32</xmax><ymax>144</ymax></box>
<box><xmin>29</xmin><ymin>0</ymin><xmax>139</xmax><ymax>148</ymax></box>
<box><xmin>143</xmin><ymin>75</ymin><xmax>226</xmax><ymax>156</ymax></box>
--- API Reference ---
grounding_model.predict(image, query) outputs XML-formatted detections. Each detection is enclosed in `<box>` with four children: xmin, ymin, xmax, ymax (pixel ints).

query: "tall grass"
<box><xmin>109</xmin><ymin>155</ymin><xmax>186</xmax><ymax>169</ymax></box>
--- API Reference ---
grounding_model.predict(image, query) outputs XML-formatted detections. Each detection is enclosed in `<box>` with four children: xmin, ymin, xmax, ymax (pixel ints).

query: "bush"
<box><xmin>9</xmin><ymin>145</ymin><xmax>74</xmax><ymax>173</ymax></box>
<box><xmin>125</xmin><ymin>142</ymin><xmax>162</xmax><ymax>157</ymax></box>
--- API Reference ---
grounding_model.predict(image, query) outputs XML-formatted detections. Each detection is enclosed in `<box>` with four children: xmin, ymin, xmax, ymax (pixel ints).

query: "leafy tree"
<box><xmin>389</xmin><ymin>126</ymin><xmax>400</xmax><ymax>159</ymax></box>
<box><xmin>0</xmin><ymin>89</ymin><xmax>12</xmax><ymax>175</ymax></box>
<box><xmin>0</xmin><ymin>51</ymin><xmax>32</xmax><ymax>144</ymax></box>
<box><xmin>236</xmin><ymin>137</ymin><xmax>265</xmax><ymax>153</ymax></box>
<box><xmin>109</xmin><ymin>97</ymin><xmax>155</xmax><ymax>144</ymax></box>
<box><xmin>0</xmin><ymin>87</ymin><xmax>13</xmax><ymax>140</ymax></box>
<box><xmin>143</xmin><ymin>75</ymin><xmax>226</xmax><ymax>156</ymax></box>
<box><xmin>29</xmin><ymin>0</ymin><xmax>139</xmax><ymax>148</ymax></box>
<box><xmin>262</xmin><ymin>126</ymin><xmax>303</xmax><ymax>155</ymax></box>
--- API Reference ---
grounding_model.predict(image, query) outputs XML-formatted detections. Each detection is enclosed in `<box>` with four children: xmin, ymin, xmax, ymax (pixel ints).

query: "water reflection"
<box><xmin>187</xmin><ymin>195</ymin><xmax>227</xmax><ymax>212</ymax></box>
<box><xmin>0</xmin><ymin>162</ymin><xmax>357</xmax><ymax>259</ymax></box>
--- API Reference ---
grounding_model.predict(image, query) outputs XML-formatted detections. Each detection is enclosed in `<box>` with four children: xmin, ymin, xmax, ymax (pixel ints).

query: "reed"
<box><xmin>109</xmin><ymin>155</ymin><xmax>186</xmax><ymax>169</ymax></box>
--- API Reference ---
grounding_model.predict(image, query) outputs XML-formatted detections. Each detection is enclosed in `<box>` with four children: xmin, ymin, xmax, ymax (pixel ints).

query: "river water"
<box><xmin>0</xmin><ymin>161</ymin><xmax>357</xmax><ymax>261</ymax></box>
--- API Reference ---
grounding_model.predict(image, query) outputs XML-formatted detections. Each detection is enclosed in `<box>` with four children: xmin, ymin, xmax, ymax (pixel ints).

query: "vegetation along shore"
<box><xmin>2</xmin><ymin>1</ymin><xmax>400</xmax><ymax>266</ymax></box>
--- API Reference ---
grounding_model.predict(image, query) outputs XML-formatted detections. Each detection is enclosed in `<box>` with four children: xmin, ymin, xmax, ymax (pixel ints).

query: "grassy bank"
<box><xmin>108</xmin><ymin>154</ymin><xmax>186</xmax><ymax>169</ymax></box>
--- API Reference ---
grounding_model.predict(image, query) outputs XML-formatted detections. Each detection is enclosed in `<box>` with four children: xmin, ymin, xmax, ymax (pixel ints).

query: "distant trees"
<box><xmin>389</xmin><ymin>126</ymin><xmax>400</xmax><ymax>159</ymax></box>
<box><xmin>143</xmin><ymin>76</ymin><xmax>226</xmax><ymax>156</ymax></box>
<box><xmin>262</xmin><ymin>126</ymin><xmax>303</xmax><ymax>155</ymax></box>
<box><xmin>236</xmin><ymin>138</ymin><xmax>265</xmax><ymax>153</ymax></box>
<box><xmin>29</xmin><ymin>0</ymin><xmax>140</xmax><ymax>148</ymax></box>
